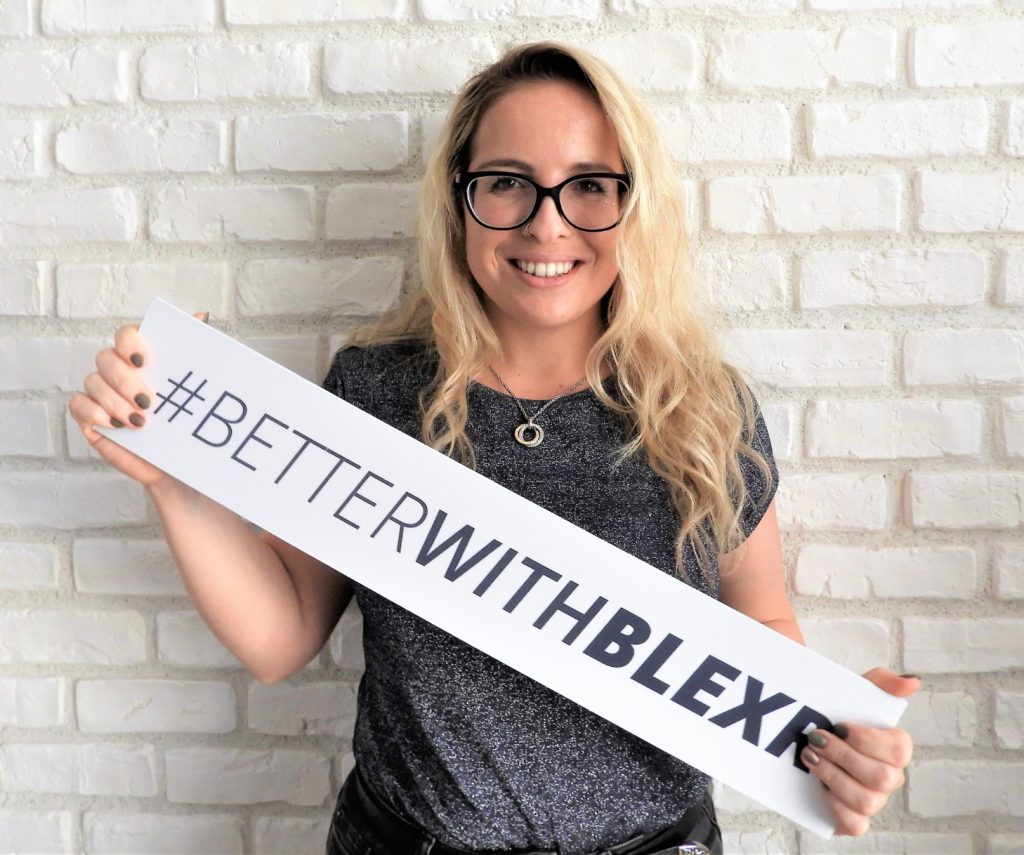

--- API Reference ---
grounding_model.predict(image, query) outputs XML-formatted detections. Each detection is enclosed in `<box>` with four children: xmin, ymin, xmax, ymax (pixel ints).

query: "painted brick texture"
<box><xmin>0</xmin><ymin>4</ymin><xmax>1018</xmax><ymax>853</ymax></box>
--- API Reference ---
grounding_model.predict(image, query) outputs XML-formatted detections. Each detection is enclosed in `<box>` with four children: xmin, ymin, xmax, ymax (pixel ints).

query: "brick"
<box><xmin>800</xmin><ymin>618</ymin><xmax>890</xmax><ymax>673</ymax></box>
<box><xmin>795</xmin><ymin>546</ymin><xmax>975</xmax><ymax>598</ymax></box>
<box><xmin>776</xmin><ymin>474</ymin><xmax>888</xmax><ymax>531</ymax></box>
<box><xmin>1001</xmin><ymin>249</ymin><xmax>1024</xmax><ymax>306</ymax></box>
<box><xmin>0</xmin><ymin>401</ymin><xmax>54</xmax><ymax>457</ymax></box>
<box><xmin>0</xmin><ymin>47</ymin><xmax>129</xmax><ymax>106</ymax></box>
<box><xmin>659</xmin><ymin>102</ymin><xmax>790</xmax><ymax>163</ymax></box>
<box><xmin>151</xmin><ymin>186</ymin><xmax>315</xmax><ymax>243</ymax></box>
<box><xmin>808</xmin><ymin>100</ymin><xmax>987</xmax><ymax>158</ymax></box>
<box><xmin>0</xmin><ymin>120</ymin><xmax>43</xmax><ymax>179</ymax></box>
<box><xmin>0</xmin><ymin>543</ymin><xmax>59</xmax><ymax>591</ymax></box>
<box><xmin>726</xmin><ymin>330</ymin><xmax>889</xmax><ymax>387</ymax></box>
<box><xmin>422</xmin><ymin>0</ymin><xmax>599</xmax><ymax>18</ymax></box>
<box><xmin>760</xmin><ymin>403</ymin><xmax>796</xmax><ymax>461</ymax></box>
<box><xmin>0</xmin><ymin>0</ymin><xmax>33</xmax><ymax>35</ymax></box>
<box><xmin>0</xmin><ymin>472</ymin><xmax>147</xmax><ymax>529</ymax></box>
<box><xmin>904</xmin><ymin>618</ymin><xmax>1024</xmax><ymax>672</ymax></box>
<box><xmin>0</xmin><ymin>678</ymin><xmax>65</xmax><ymax>727</ymax></box>
<box><xmin>56</xmin><ymin>120</ymin><xmax>224</xmax><ymax>175</ymax></box>
<box><xmin>0</xmin><ymin>744</ymin><xmax>157</xmax><ymax>796</ymax></box>
<box><xmin>227</xmin><ymin>0</ymin><xmax>402</xmax><ymax>24</ymax></box>
<box><xmin>1002</xmin><ymin>397</ymin><xmax>1024</xmax><ymax>458</ymax></box>
<box><xmin>421</xmin><ymin>111</ymin><xmax>447</xmax><ymax>163</ymax></box>
<box><xmin>0</xmin><ymin>337</ymin><xmax>107</xmax><ymax>392</ymax></box>
<box><xmin>710</xmin><ymin>28</ymin><xmax>896</xmax><ymax>91</ymax></box>
<box><xmin>66</xmin><ymin>408</ymin><xmax>103</xmax><ymax>461</ymax></box>
<box><xmin>141</xmin><ymin>44</ymin><xmax>310</xmax><ymax>102</ymax></box>
<box><xmin>73</xmin><ymin>539</ymin><xmax>184</xmax><ymax>596</ymax></box>
<box><xmin>0</xmin><ymin>261</ymin><xmax>46</xmax><ymax>315</ymax></box>
<box><xmin>709</xmin><ymin>175</ymin><xmax>900</xmax><ymax>234</ymax></box>
<box><xmin>900</xmin><ymin>691</ymin><xmax>977</xmax><ymax>747</ymax></box>
<box><xmin>57</xmin><ymin>262</ymin><xmax>228</xmax><ymax>319</ymax></box>
<box><xmin>799</xmin><ymin>832</ymin><xmax>973</xmax><ymax>853</ymax></box>
<box><xmin>42</xmin><ymin>0</ymin><xmax>216</xmax><ymax>34</ymax></box>
<box><xmin>588</xmin><ymin>33</ymin><xmax>699</xmax><ymax>92</ymax></box>
<box><xmin>806</xmin><ymin>399</ymin><xmax>982</xmax><ymax>458</ymax></box>
<box><xmin>252</xmin><ymin>816</ymin><xmax>330</xmax><ymax>855</ymax></box>
<box><xmin>157</xmin><ymin>611</ymin><xmax>243</xmax><ymax>668</ymax></box>
<box><xmin>799</xmin><ymin>249</ymin><xmax>985</xmax><ymax>308</ymax></box>
<box><xmin>328</xmin><ymin>601</ymin><xmax>365</xmax><ymax>671</ymax></box>
<box><xmin>248</xmin><ymin>682</ymin><xmax>356</xmax><ymax>736</ymax></box>
<box><xmin>0</xmin><ymin>812</ymin><xmax>72</xmax><ymax>854</ymax></box>
<box><xmin>325</xmin><ymin>184</ymin><xmax>418</xmax><ymax>240</ymax></box>
<box><xmin>245</xmin><ymin>337</ymin><xmax>320</xmax><ymax>382</ymax></box>
<box><xmin>0</xmin><ymin>610</ymin><xmax>145</xmax><ymax>665</ymax></box>
<box><xmin>77</xmin><ymin>680</ymin><xmax>235</xmax><ymax>734</ymax></box>
<box><xmin>990</xmin><ymin>835</ymin><xmax>1024</xmax><ymax>853</ymax></box>
<box><xmin>913</xmin><ymin>23</ymin><xmax>1024</xmax><ymax>88</ymax></box>
<box><xmin>614</xmin><ymin>0</ymin><xmax>795</xmax><ymax>9</ymax></box>
<box><xmin>909</xmin><ymin>761</ymin><xmax>1024</xmax><ymax>816</ymax></box>
<box><xmin>238</xmin><ymin>257</ymin><xmax>403</xmax><ymax>316</ymax></box>
<box><xmin>325</xmin><ymin>37</ymin><xmax>499</xmax><ymax>95</ymax></box>
<box><xmin>995</xmin><ymin>543</ymin><xmax>1024</xmax><ymax>599</ymax></box>
<box><xmin>0</xmin><ymin>187</ymin><xmax>139</xmax><ymax>245</ymax></box>
<box><xmin>907</xmin><ymin>472</ymin><xmax>1024</xmax><ymax>530</ymax></box>
<box><xmin>995</xmin><ymin>691</ymin><xmax>1024</xmax><ymax>749</ymax></box>
<box><xmin>904</xmin><ymin>329</ymin><xmax>1024</xmax><ymax>386</ymax></box>
<box><xmin>1006</xmin><ymin>101</ymin><xmax>1024</xmax><ymax>156</ymax></box>
<box><xmin>721</xmin><ymin>829</ymin><xmax>789</xmax><ymax>854</ymax></box>
<box><xmin>697</xmin><ymin>252</ymin><xmax>787</xmax><ymax>311</ymax></box>
<box><xmin>85</xmin><ymin>812</ymin><xmax>243</xmax><ymax>855</ymax></box>
<box><xmin>918</xmin><ymin>171</ymin><xmax>1024</xmax><ymax>233</ymax></box>
<box><xmin>165</xmin><ymin>747</ymin><xmax>330</xmax><ymax>806</ymax></box>
<box><xmin>237</xmin><ymin>113</ymin><xmax>408</xmax><ymax>173</ymax></box>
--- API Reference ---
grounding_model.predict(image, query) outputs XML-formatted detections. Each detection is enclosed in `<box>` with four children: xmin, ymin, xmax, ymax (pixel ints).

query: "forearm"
<box><xmin>146</xmin><ymin>477</ymin><xmax>313</xmax><ymax>681</ymax></box>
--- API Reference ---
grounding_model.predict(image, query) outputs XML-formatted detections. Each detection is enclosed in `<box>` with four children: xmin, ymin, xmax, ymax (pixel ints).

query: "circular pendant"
<box><xmin>514</xmin><ymin>421</ymin><xmax>544</xmax><ymax>448</ymax></box>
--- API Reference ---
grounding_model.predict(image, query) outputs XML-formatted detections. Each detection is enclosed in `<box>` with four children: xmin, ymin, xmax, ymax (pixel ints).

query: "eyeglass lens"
<box><xmin>467</xmin><ymin>175</ymin><xmax>627</xmax><ymax>231</ymax></box>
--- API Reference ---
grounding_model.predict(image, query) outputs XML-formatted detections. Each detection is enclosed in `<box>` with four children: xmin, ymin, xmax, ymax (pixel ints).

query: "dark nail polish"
<box><xmin>110</xmin><ymin>418</ymin><xmax>125</xmax><ymax>429</ymax></box>
<box><xmin>833</xmin><ymin>723</ymin><xmax>849</xmax><ymax>740</ymax></box>
<box><xmin>134</xmin><ymin>393</ymin><xmax>151</xmax><ymax>410</ymax></box>
<box><xmin>129</xmin><ymin>413</ymin><xmax>145</xmax><ymax>428</ymax></box>
<box><xmin>201</xmin><ymin>311</ymin><xmax>210</xmax><ymax>323</ymax></box>
<box><xmin>900</xmin><ymin>674</ymin><xmax>922</xmax><ymax>680</ymax></box>
<box><xmin>130</xmin><ymin>353</ymin><xmax>144</xmax><ymax>368</ymax></box>
<box><xmin>807</xmin><ymin>730</ymin><xmax>828</xmax><ymax>749</ymax></box>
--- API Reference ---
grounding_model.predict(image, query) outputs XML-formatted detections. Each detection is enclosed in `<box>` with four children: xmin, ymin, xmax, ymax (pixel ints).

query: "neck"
<box><xmin>484</xmin><ymin>321</ymin><xmax>604</xmax><ymax>399</ymax></box>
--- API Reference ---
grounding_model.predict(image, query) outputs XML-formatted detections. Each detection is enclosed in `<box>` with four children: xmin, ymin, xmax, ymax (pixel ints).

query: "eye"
<box><xmin>573</xmin><ymin>178</ymin><xmax>610</xmax><ymax>195</ymax></box>
<box><xmin>485</xmin><ymin>175</ymin><xmax>527</xmax><ymax>193</ymax></box>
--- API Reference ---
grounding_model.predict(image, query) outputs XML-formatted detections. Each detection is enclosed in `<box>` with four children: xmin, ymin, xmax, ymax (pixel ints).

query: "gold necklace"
<box><xmin>489</xmin><ymin>366</ymin><xmax>589</xmax><ymax>448</ymax></box>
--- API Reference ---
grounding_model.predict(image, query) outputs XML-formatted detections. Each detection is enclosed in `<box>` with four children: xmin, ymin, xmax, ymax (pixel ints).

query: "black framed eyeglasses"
<box><xmin>455</xmin><ymin>171</ymin><xmax>631</xmax><ymax>233</ymax></box>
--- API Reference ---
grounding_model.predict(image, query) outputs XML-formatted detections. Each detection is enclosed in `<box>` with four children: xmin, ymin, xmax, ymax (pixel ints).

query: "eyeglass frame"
<box><xmin>454</xmin><ymin>170</ymin><xmax>632</xmax><ymax>233</ymax></box>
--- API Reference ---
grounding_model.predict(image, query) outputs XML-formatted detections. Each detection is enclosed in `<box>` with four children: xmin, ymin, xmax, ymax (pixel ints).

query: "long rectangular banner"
<box><xmin>100</xmin><ymin>300</ymin><xmax>905</xmax><ymax>836</ymax></box>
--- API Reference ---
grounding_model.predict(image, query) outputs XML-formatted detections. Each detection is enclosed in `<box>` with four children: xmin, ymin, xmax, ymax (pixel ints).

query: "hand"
<box><xmin>801</xmin><ymin>668</ymin><xmax>919</xmax><ymax>836</ymax></box>
<box><xmin>67</xmin><ymin>313</ymin><xmax>207</xmax><ymax>488</ymax></box>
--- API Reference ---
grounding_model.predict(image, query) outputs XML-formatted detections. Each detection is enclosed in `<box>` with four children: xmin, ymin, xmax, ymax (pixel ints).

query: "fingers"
<box><xmin>113</xmin><ymin>323</ymin><xmax>146</xmax><ymax>370</ymax></box>
<box><xmin>862</xmin><ymin>667</ymin><xmax>923</xmax><ymax>699</ymax></box>
<box><xmin>84</xmin><ymin>366</ymin><xmax>147</xmax><ymax>429</ymax></box>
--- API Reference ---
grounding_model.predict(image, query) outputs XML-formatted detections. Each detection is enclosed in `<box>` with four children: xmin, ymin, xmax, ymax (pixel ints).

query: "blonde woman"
<box><xmin>70</xmin><ymin>43</ymin><xmax>916</xmax><ymax>855</ymax></box>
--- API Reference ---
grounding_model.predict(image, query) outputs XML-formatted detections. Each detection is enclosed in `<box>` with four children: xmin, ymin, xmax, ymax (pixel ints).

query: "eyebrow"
<box><xmin>473</xmin><ymin>158</ymin><xmax>622</xmax><ymax>173</ymax></box>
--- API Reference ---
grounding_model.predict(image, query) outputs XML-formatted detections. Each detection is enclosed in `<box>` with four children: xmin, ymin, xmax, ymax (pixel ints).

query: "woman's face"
<box><xmin>463</xmin><ymin>81</ymin><xmax>625</xmax><ymax>345</ymax></box>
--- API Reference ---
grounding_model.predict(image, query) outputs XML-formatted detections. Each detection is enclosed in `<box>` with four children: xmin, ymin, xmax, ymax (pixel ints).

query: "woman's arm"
<box><xmin>69</xmin><ymin>320</ymin><xmax>353</xmax><ymax>684</ymax></box>
<box><xmin>718</xmin><ymin>498</ymin><xmax>917</xmax><ymax>837</ymax></box>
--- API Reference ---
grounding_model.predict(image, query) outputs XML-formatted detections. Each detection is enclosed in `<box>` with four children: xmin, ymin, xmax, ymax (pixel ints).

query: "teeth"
<box><xmin>514</xmin><ymin>260</ymin><xmax>575</xmax><ymax>277</ymax></box>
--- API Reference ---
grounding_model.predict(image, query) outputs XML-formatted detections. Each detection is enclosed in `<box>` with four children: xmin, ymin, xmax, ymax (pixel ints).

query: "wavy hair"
<box><xmin>347</xmin><ymin>42</ymin><xmax>775</xmax><ymax>581</ymax></box>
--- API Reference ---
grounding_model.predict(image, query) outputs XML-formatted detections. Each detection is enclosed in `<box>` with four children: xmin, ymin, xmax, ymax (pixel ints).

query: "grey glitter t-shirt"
<box><xmin>322</xmin><ymin>342</ymin><xmax>778</xmax><ymax>855</ymax></box>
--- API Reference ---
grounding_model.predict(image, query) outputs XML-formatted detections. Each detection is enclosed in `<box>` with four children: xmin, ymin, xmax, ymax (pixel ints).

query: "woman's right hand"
<box><xmin>67</xmin><ymin>315</ymin><xmax>204</xmax><ymax>489</ymax></box>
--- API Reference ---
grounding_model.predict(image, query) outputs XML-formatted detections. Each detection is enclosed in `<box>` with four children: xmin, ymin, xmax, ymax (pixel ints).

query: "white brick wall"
<box><xmin>0</xmin><ymin>4</ymin><xmax>1017</xmax><ymax>852</ymax></box>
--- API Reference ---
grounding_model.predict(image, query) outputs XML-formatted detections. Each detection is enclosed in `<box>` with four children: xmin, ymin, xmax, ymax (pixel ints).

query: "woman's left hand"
<box><xmin>801</xmin><ymin>668</ymin><xmax>919</xmax><ymax>837</ymax></box>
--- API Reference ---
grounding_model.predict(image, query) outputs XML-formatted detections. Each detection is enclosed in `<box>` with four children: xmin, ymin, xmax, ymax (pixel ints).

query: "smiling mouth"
<box><xmin>512</xmin><ymin>259</ymin><xmax>579</xmax><ymax>278</ymax></box>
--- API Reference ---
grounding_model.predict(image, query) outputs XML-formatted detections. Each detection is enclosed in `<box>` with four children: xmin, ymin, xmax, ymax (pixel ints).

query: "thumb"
<box><xmin>862</xmin><ymin>666</ymin><xmax>922</xmax><ymax>699</ymax></box>
<box><xmin>192</xmin><ymin>311</ymin><xmax>210</xmax><ymax>323</ymax></box>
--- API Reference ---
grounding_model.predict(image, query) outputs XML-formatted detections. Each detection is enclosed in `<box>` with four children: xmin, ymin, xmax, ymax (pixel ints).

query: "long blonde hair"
<box><xmin>347</xmin><ymin>42</ymin><xmax>774</xmax><ymax>580</ymax></box>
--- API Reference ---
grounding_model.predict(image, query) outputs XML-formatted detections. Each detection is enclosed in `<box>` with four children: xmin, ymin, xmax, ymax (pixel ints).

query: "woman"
<box><xmin>69</xmin><ymin>42</ymin><xmax>915</xmax><ymax>855</ymax></box>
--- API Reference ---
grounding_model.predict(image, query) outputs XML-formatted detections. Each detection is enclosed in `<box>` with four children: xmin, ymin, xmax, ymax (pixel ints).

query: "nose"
<box><xmin>524</xmin><ymin>193</ymin><xmax>572</xmax><ymax>241</ymax></box>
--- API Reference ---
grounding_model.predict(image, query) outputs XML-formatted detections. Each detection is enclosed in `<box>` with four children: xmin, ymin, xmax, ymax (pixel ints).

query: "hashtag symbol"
<box><xmin>154</xmin><ymin>370</ymin><xmax>207</xmax><ymax>423</ymax></box>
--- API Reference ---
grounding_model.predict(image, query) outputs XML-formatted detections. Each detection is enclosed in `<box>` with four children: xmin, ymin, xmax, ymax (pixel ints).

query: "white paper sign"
<box><xmin>100</xmin><ymin>300</ymin><xmax>905</xmax><ymax>837</ymax></box>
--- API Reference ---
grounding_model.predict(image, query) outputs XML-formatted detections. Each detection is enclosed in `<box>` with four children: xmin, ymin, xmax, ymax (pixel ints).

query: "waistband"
<box><xmin>343</xmin><ymin>767</ymin><xmax>712</xmax><ymax>855</ymax></box>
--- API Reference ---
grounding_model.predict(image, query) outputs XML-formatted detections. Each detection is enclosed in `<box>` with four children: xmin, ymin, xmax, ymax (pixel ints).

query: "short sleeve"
<box><xmin>737</xmin><ymin>388</ymin><xmax>779</xmax><ymax>539</ymax></box>
<box><xmin>321</xmin><ymin>348</ymin><xmax>348</xmax><ymax>400</ymax></box>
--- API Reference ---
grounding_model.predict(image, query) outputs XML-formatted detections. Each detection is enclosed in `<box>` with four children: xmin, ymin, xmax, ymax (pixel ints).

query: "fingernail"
<box><xmin>833</xmin><ymin>723</ymin><xmax>849</xmax><ymax>740</ymax></box>
<box><xmin>900</xmin><ymin>673</ymin><xmax>922</xmax><ymax>680</ymax></box>
<box><xmin>129</xmin><ymin>413</ymin><xmax>145</xmax><ymax>428</ymax></box>
<box><xmin>130</xmin><ymin>353</ymin><xmax>144</xmax><ymax>368</ymax></box>
<box><xmin>134</xmin><ymin>393</ymin><xmax>151</xmax><ymax>410</ymax></box>
<box><xmin>110</xmin><ymin>417</ymin><xmax>125</xmax><ymax>429</ymax></box>
<box><xmin>803</xmin><ymin>747</ymin><xmax>821</xmax><ymax>766</ymax></box>
<box><xmin>201</xmin><ymin>311</ymin><xmax>210</xmax><ymax>324</ymax></box>
<box><xmin>807</xmin><ymin>730</ymin><xmax>828</xmax><ymax>749</ymax></box>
